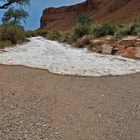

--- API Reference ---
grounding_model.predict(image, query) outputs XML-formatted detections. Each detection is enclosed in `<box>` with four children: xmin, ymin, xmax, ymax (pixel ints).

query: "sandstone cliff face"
<box><xmin>40</xmin><ymin>0</ymin><xmax>140</xmax><ymax>30</ymax></box>
<box><xmin>40</xmin><ymin>0</ymin><xmax>97</xmax><ymax>30</ymax></box>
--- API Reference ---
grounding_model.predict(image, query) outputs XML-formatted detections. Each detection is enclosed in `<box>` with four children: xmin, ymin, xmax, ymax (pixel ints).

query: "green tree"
<box><xmin>0</xmin><ymin>0</ymin><xmax>30</xmax><ymax>9</ymax></box>
<box><xmin>2</xmin><ymin>8</ymin><xmax>29</xmax><ymax>26</ymax></box>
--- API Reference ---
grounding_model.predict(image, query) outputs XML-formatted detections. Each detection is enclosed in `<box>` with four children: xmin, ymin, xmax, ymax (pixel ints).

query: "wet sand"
<box><xmin>0</xmin><ymin>65</ymin><xmax>140</xmax><ymax>140</ymax></box>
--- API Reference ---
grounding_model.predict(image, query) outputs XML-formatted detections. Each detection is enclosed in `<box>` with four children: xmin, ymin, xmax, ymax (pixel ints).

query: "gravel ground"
<box><xmin>0</xmin><ymin>65</ymin><xmax>140</xmax><ymax>140</ymax></box>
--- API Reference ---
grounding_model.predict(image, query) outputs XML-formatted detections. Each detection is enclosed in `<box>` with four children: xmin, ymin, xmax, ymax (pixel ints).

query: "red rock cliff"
<box><xmin>40</xmin><ymin>0</ymin><xmax>140</xmax><ymax>30</ymax></box>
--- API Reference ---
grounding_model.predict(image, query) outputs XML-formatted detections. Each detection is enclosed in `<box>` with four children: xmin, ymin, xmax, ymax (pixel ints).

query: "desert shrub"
<box><xmin>133</xmin><ymin>27</ymin><xmax>140</xmax><ymax>36</ymax></box>
<box><xmin>109</xmin><ymin>24</ymin><xmax>132</xmax><ymax>42</ymax></box>
<box><xmin>59</xmin><ymin>31</ymin><xmax>76</xmax><ymax>43</ymax></box>
<box><xmin>25</xmin><ymin>30</ymin><xmax>37</xmax><ymax>37</ymax></box>
<box><xmin>73</xmin><ymin>13</ymin><xmax>93</xmax><ymax>38</ymax></box>
<box><xmin>25</xmin><ymin>29</ymin><xmax>49</xmax><ymax>38</ymax></box>
<box><xmin>26</xmin><ymin>29</ymin><xmax>75</xmax><ymax>44</ymax></box>
<box><xmin>46</xmin><ymin>29</ymin><xmax>62</xmax><ymax>40</ymax></box>
<box><xmin>109</xmin><ymin>32</ymin><xmax>124</xmax><ymax>42</ymax></box>
<box><xmin>91</xmin><ymin>23</ymin><xmax>120</xmax><ymax>37</ymax></box>
<box><xmin>133</xmin><ymin>26</ymin><xmax>140</xmax><ymax>36</ymax></box>
<box><xmin>34</xmin><ymin>29</ymin><xmax>48</xmax><ymax>37</ymax></box>
<box><xmin>73</xmin><ymin>23</ymin><xmax>91</xmax><ymax>38</ymax></box>
<box><xmin>0</xmin><ymin>40</ymin><xmax>12</xmax><ymax>49</ymax></box>
<box><xmin>0</xmin><ymin>25</ymin><xmax>25</xmax><ymax>44</ymax></box>
<box><xmin>131</xmin><ymin>16</ymin><xmax>140</xmax><ymax>36</ymax></box>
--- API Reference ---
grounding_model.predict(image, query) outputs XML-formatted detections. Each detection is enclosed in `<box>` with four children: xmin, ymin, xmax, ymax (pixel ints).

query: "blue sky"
<box><xmin>0</xmin><ymin>0</ymin><xmax>84</xmax><ymax>30</ymax></box>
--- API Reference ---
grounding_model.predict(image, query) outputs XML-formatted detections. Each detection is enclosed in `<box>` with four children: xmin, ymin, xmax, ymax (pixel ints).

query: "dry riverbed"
<box><xmin>0</xmin><ymin>65</ymin><xmax>140</xmax><ymax>140</ymax></box>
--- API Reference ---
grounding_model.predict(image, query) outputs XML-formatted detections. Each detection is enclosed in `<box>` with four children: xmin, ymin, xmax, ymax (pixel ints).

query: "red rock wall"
<box><xmin>40</xmin><ymin>0</ymin><xmax>140</xmax><ymax>30</ymax></box>
<box><xmin>40</xmin><ymin>0</ymin><xmax>102</xmax><ymax>30</ymax></box>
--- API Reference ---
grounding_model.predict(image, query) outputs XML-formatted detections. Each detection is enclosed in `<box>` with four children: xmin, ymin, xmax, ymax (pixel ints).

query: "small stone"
<box><xmin>99</xmin><ymin>114</ymin><xmax>102</xmax><ymax>118</ymax></box>
<box><xmin>55</xmin><ymin>132</ymin><xmax>59</xmax><ymax>135</ymax></box>
<box><xmin>88</xmin><ymin>106</ymin><xmax>94</xmax><ymax>109</ymax></box>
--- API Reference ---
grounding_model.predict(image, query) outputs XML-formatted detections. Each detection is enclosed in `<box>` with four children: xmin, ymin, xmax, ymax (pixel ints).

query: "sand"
<box><xmin>0</xmin><ymin>65</ymin><xmax>140</xmax><ymax>140</ymax></box>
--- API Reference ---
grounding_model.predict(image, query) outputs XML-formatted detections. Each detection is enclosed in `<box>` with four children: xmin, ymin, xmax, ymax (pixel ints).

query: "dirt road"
<box><xmin>0</xmin><ymin>65</ymin><xmax>140</xmax><ymax>140</ymax></box>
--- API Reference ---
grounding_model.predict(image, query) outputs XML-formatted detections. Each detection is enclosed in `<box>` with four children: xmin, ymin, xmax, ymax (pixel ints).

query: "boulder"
<box><xmin>101</xmin><ymin>44</ymin><xmax>113</xmax><ymax>54</ymax></box>
<box><xmin>87</xmin><ymin>44</ymin><xmax>102</xmax><ymax>53</ymax></box>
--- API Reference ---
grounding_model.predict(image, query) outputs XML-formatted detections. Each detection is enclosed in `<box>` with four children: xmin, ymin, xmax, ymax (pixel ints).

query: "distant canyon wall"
<box><xmin>40</xmin><ymin>0</ymin><xmax>140</xmax><ymax>30</ymax></box>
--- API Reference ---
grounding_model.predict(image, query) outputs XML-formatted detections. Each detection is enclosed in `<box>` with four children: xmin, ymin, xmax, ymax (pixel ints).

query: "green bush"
<box><xmin>109</xmin><ymin>24</ymin><xmax>132</xmax><ymax>42</ymax></box>
<box><xmin>133</xmin><ymin>26</ymin><xmax>140</xmax><ymax>36</ymax></box>
<box><xmin>131</xmin><ymin>16</ymin><xmax>140</xmax><ymax>36</ymax></box>
<box><xmin>73</xmin><ymin>13</ymin><xmax>92</xmax><ymax>39</ymax></box>
<box><xmin>0</xmin><ymin>40</ymin><xmax>12</xmax><ymax>49</ymax></box>
<box><xmin>73</xmin><ymin>22</ymin><xmax>127</xmax><ymax>41</ymax></box>
<box><xmin>25</xmin><ymin>29</ymin><xmax>49</xmax><ymax>38</ymax></box>
<box><xmin>46</xmin><ymin>30</ymin><xmax>62</xmax><ymax>40</ymax></box>
<box><xmin>59</xmin><ymin>31</ymin><xmax>76</xmax><ymax>43</ymax></box>
<box><xmin>91</xmin><ymin>23</ymin><xmax>120</xmax><ymax>37</ymax></box>
<box><xmin>25</xmin><ymin>30</ymin><xmax>37</xmax><ymax>37</ymax></box>
<box><xmin>0</xmin><ymin>25</ymin><xmax>25</xmax><ymax>44</ymax></box>
<box><xmin>73</xmin><ymin>23</ymin><xmax>91</xmax><ymax>38</ymax></box>
<box><xmin>109</xmin><ymin>32</ymin><xmax>125</xmax><ymax>42</ymax></box>
<box><xmin>34</xmin><ymin>29</ymin><xmax>48</xmax><ymax>37</ymax></box>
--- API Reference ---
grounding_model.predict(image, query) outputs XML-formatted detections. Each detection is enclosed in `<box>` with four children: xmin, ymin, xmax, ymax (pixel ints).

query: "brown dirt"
<box><xmin>0</xmin><ymin>65</ymin><xmax>140</xmax><ymax>140</ymax></box>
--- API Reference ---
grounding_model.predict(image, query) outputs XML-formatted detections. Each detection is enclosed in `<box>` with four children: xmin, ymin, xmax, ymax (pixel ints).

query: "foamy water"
<box><xmin>0</xmin><ymin>36</ymin><xmax>140</xmax><ymax>76</ymax></box>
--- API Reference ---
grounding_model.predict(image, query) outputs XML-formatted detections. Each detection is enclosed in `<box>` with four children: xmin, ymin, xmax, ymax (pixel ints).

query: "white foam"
<box><xmin>0</xmin><ymin>36</ymin><xmax>140</xmax><ymax>76</ymax></box>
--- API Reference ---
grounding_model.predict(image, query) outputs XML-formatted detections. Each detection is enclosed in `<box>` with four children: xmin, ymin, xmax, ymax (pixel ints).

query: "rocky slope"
<box><xmin>40</xmin><ymin>0</ymin><xmax>140</xmax><ymax>30</ymax></box>
<box><xmin>73</xmin><ymin>35</ymin><xmax>140</xmax><ymax>60</ymax></box>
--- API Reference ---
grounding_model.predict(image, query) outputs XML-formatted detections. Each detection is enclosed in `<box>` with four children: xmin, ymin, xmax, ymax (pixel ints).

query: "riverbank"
<box><xmin>0</xmin><ymin>65</ymin><xmax>140</xmax><ymax>139</ymax></box>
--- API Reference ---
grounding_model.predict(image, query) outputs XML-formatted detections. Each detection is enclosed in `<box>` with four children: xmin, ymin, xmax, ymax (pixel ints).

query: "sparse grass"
<box><xmin>0</xmin><ymin>24</ymin><xmax>26</xmax><ymax>49</ymax></box>
<box><xmin>0</xmin><ymin>40</ymin><xmax>12</xmax><ymax>49</ymax></box>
